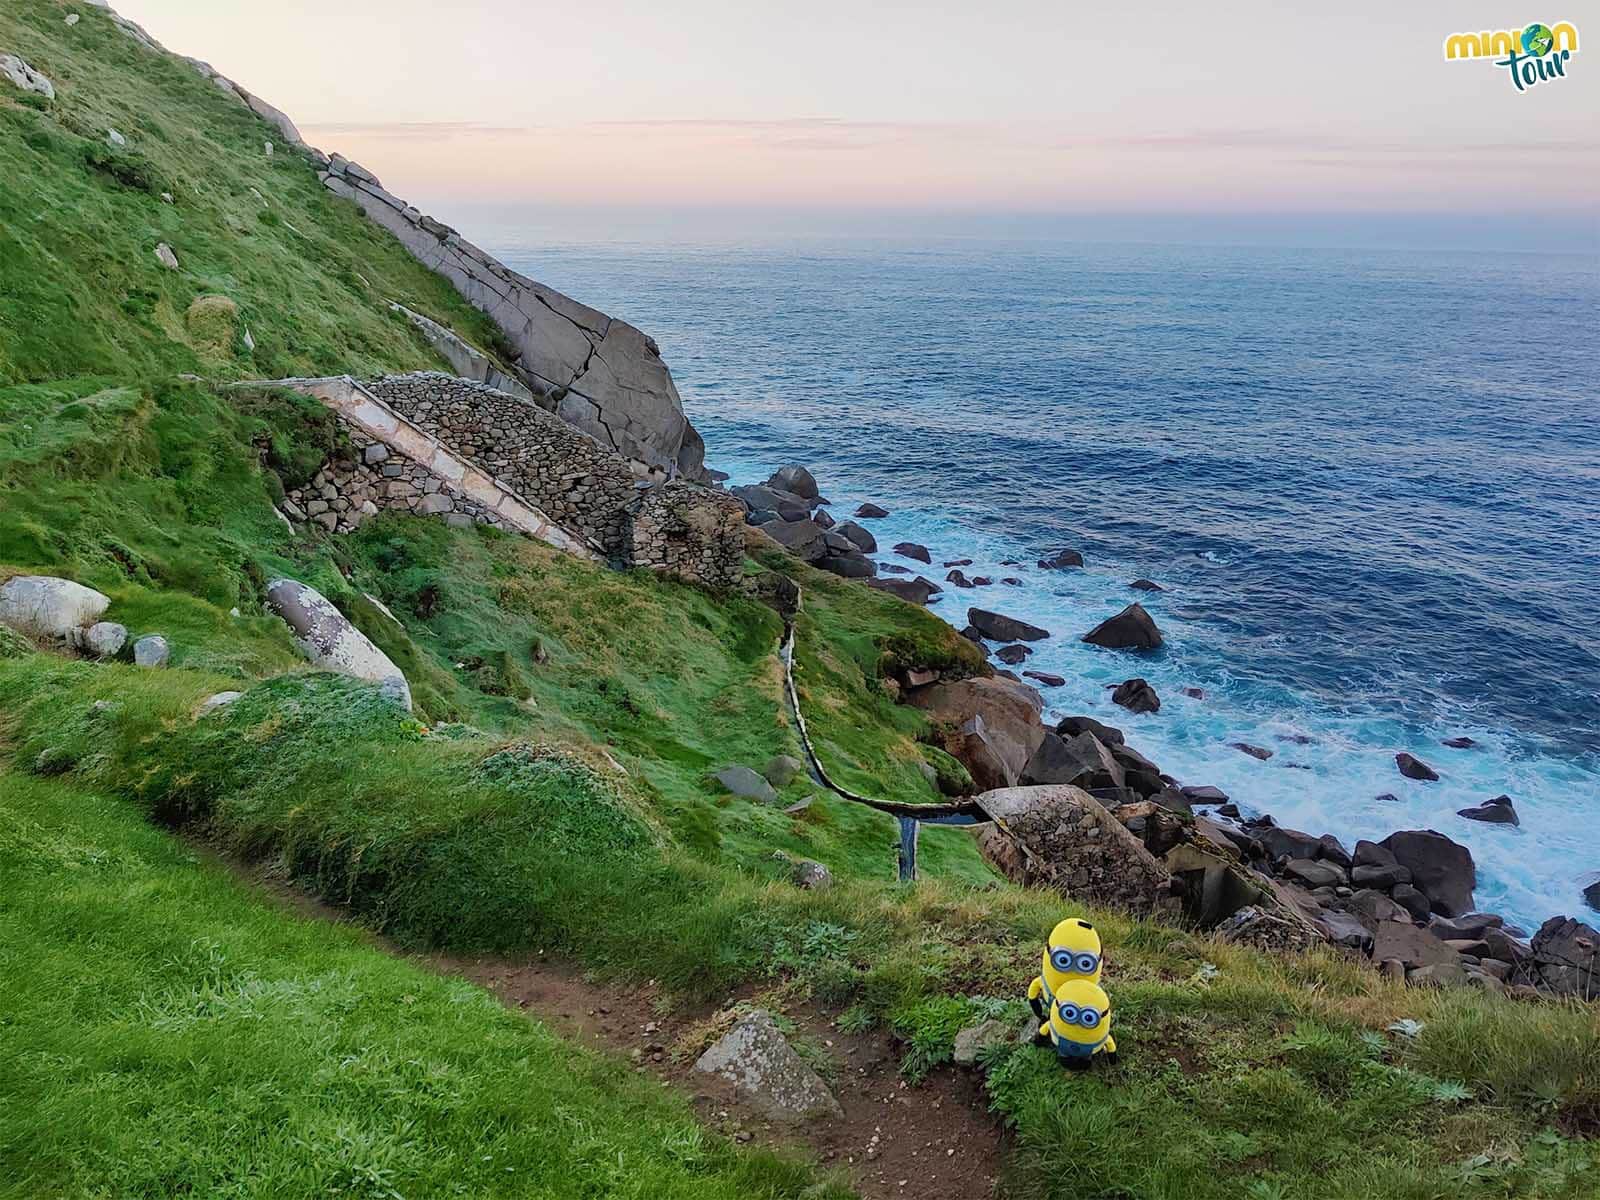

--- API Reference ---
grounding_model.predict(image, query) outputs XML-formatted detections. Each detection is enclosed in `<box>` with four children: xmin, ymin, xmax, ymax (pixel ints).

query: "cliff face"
<box><xmin>321</xmin><ymin>159</ymin><xmax>705</xmax><ymax>480</ymax></box>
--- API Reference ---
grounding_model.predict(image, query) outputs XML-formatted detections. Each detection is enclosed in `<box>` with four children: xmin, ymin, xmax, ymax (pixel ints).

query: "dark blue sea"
<box><xmin>479</xmin><ymin>226</ymin><xmax>1600</xmax><ymax>927</ymax></box>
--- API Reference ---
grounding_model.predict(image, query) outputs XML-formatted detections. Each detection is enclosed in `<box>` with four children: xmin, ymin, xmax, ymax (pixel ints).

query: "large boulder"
<box><xmin>264</xmin><ymin>579</ymin><xmax>412</xmax><ymax>710</ymax></box>
<box><xmin>893</xmin><ymin>542</ymin><xmax>932</xmax><ymax>564</ymax></box>
<box><xmin>1037</xmin><ymin>550</ymin><xmax>1084</xmax><ymax>569</ymax></box>
<box><xmin>762</xmin><ymin>517</ymin><xmax>829</xmax><ymax>563</ymax></box>
<box><xmin>1057</xmin><ymin>715</ymin><xmax>1125</xmax><ymax>746</ymax></box>
<box><xmin>835</xmin><ymin>521</ymin><xmax>877</xmax><ymax>553</ymax></box>
<box><xmin>854</xmin><ymin>502</ymin><xmax>889</xmax><ymax>518</ymax></box>
<box><xmin>817</xmin><ymin>553</ymin><xmax>876</xmax><ymax>579</ymax></box>
<box><xmin>1528</xmin><ymin>917</ymin><xmax>1600</xmax><ymax>999</ymax></box>
<box><xmin>968</xmin><ymin>608</ymin><xmax>1049</xmax><ymax>642</ymax></box>
<box><xmin>693</xmin><ymin>1010</ymin><xmax>842</xmax><ymax>1120</ymax></box>
<box><xmin>766</xmin><ymin>465</ymin><xmax>819</xmax><ymax>500</ymax></box>
<box><xmin>75</xmin><ymin>621</ymin><xmax>128</xmax><ymax>658</ymax></box>
<box><xmin>867</xmin><ymin>577</ymin><xmax>941</xmax><ymax>605</ymax></box>
<box><xmin>0</xmin><ymin>576</ymin><xmax>110</xmax><ymax>639</ymax></box>
<box><xmin>715</xmin><ymin>765</ymin><xmax>778</xmax><ymax>804</ymax></box>
<box><xmin>911</xmin><ymin>676</ymin><xmax>1046</xmax><ymax>788</ymax></box>
<box><xmin>1020</xmin><ymin>731</ymin><xmax>1125</xmax><ymax>792</ymax></box>
<box><xmin>974</xmin><ymin>784</ymin><xmax>1181</xmax><ymax>916</ymax></box>
<box><xmin>1</xmin><ymin>54</ymin><xmax>55</xmax><ymax>100</ymax></box>
<box><xmin>1082</xmin><ymin>603</ymin><xmax>1162</xmax><ymax>650</ymax></box>
<box><xmin>1379</xmin><ymin>830</ymin><xmax>1476</xmax><ymax>917</ymax></box>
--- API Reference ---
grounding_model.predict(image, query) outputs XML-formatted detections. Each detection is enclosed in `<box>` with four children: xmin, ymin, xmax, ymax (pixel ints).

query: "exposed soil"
<box><xmin>222</xmin><ymin>851</ymin><xmax>1010</xmax><ymax>1200</ymax></box>
<box><xmin>439</xmin><ymin>952</ymin><xmax>1010</xmax><ymax>1200</ymax></box>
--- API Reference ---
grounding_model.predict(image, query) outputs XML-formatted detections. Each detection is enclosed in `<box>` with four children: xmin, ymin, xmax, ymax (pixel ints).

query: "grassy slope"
<box><xmin>0</xmin><ymin>770</ymin><xmax>845</xmax><ymax>1200</ymax></box>
<box><xmin>1</xmin><ymin>2</ymin><xmax>1597</xmax><ymax>1197</ymax></box>
<box><xmin>0</xmin><ymin>0</ymin><xmax>509</xmax><ymax>386</ymax></box>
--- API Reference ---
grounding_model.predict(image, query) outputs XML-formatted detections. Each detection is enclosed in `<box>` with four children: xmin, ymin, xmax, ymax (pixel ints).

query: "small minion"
<box><xmin>1027</xmin><ymin>917</ymin><xmax>1103</xmax><ymax>1022</ymax></box>
<box><xmin>1040</xmin><ymin>977</ymin><xmax>1116</xmax><ymax>1068</ymax></box>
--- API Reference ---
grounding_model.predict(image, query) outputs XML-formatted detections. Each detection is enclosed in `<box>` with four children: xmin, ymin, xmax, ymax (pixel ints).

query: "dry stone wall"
<box><xmin>275</xmin><ymin>373</ymin><xmax>744</xmax><ymax>590</ymax></box>
<box><xmin>282</xmin><ymin>426</ymin><xmax>503</xmax><ymax>536</ymax></box>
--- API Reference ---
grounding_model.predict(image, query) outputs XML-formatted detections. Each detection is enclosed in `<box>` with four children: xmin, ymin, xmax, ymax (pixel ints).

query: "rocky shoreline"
<box><xmin>729</xmin><ymin>463</ymin><xmax>1599</xmax><ymax>1001</ymax></box>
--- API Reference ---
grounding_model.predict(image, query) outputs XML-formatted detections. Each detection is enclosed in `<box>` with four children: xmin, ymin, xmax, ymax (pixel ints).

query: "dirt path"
<box><xmin>221</xmin><ymin>853</ymin><xmax>1009</xmax><ymax>1199</ymax></box>
<box><xmin>437</xmin><ymin>952</ymin><xmax>1009</xmax><ymax>1200</ymax></box>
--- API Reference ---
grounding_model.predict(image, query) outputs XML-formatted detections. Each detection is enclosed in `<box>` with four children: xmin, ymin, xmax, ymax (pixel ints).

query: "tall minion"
<box><xmin>1027</xmin><ymin>917</ymin><xmax>1103</xmax><ymax>1022</ymax></box>
<box><xmin>1042</xmin><ymin>977</ymin><xmax>1115</xmax><ymax>1067</ymax></box>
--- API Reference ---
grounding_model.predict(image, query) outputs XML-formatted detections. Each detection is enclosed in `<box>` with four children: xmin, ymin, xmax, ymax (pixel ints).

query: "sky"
<box><xmin>114</xmin><ymin>1</ymin><xmax>1597</xmax><ymax>243</ymax></box>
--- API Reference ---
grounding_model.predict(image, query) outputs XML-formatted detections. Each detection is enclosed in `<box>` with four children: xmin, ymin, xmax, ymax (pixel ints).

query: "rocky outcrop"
<box><xmin>1529</xmin><ymin>917</ymin><xmax>1600</xmax><ymax>999</ymax></box>
<box><xmin>1</xmin><ymin>54</ymin><xmax>54</xmax><ymax>100</ymax></box>
<box><xmin>264</xmin><ymin>579</ymin><xmax>412</xmax><ymax>710</ymax></box>
<box><xmin>320</xmin><ymin>160</ymin><xmax>704</xmax><ymax>479</ymax></box>
<box><xmin>1395</xmin><ymin>752</ymin><xmax>1439</xmax><ymax>781</ymax></box>
<box><xmin>968</xmin><ymin>608</ymin><xmax>1049</xmax><ymax>642</ymax></box>
<box><xmin>1457</xmin><ymin>795</ymin><xmax>1519</xmax><ymax>826</ymax></box>
<box><xmin>1111</xmin><ymin>678</ymin><xmax>1160</xmax><ymax>714</ymax></box>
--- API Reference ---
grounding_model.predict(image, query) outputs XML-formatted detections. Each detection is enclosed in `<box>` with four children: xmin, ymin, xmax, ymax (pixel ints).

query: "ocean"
<box><xmin>479</xmin><ymin>225</ymin><xmax>1600</xmax><ymax>930</ymax></box>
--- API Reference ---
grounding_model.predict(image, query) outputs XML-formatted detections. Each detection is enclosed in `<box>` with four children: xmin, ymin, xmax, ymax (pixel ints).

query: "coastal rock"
<box><xmin>1348</xmin><ymin>889</ymin><xmax>1411</xmax><ymax>927</ymax></box>
<box><xmin>1284</xmin><ymin>859</ymin><xmax>1346</xmax><ymax>889</ymax></box>
<box><xmin>264</xmin><ymin>579</ymin><xmax>412</xmax><ymax>709</ymax></box>
<box><xmin>75</xmin><ymin>621</ymin><xmax>128</xmax><ymax>658</ymax></box>
<box><xmin>1372</xmin><ymin>921</ymin><xmax>1462</xmax><ymax>970</ymax></box>
<box><xmin>1181</xmin><ymin>686</ymin><xmax>1204</xmax><ymax>699</ymax></box>
<box><xmin>945</xmin><ymin>570</ymin><xmax>975</xmax><ymax>588</ymax></box>
<box><xmin>943</xmin><ymin>559</ymin><xmax>973</xmax><ymax>568</ymax></box>
<box><xmin>968</xmin><ymin>608</ymin><xmax>1049</xmax><ymax>642</ymax></box>
<box><xmin>994</xmin><ymin>644</ymin><xmax>1031</xmax><ymax>665</ymax></box>
<box><xmin>836</xmin><ymin>521</ymin><xmax>877</xmax><ymax>552</ymax></box>
<box><xmin>1351</xmin><ymin>862</ymin><xmax>1413</xmax><ymax>890</ymax></box>
<box><xmin>1585</xmin><ymin>880</ymin><xmax>1600</xmax><ymax>913</ymax></box>
<box><xmin>1023</xmin><ymin>671</ymin><xmax>1065</xmax><ymax>687</ymax></box>
<box><xmin>812</xmin><ymin>508</ymin><xmax>835</xmax><ymax>529</ymax></box>
<box><xmin>854</xmin><ymin>502</ymin><xmax>889</xmax><ymax>518</ymax></box>
<box><xmin>693</xmin><ymin>1010</ymin><xmax>842</xmax><ymax>1121</ymax></box>
<box><xmin>1020</xmin><ymin>731</ymin><xmax>1125</xmax><ymax>792</ymax></box>
<box><xmin>1528</xmin><ymin>916</ymin><xmax>1600</xmax><ymax>1000</ymax></box>
<box><xmin>1230</xmin><ymin>742</ymin><xmax>1273</xmax><ymax>761</ymax></box>
<box><xmin>1130</xmin><ymin>579</ymin><xmax>1164</xmax><ymax>592</ymax></box>
<box><xmin>0</xmin><ymin>54</ymin><xmax>55</xmax><ymax>100</ymax></box>
<box><xmin>1379</xmin><ymin>830</ymin><xmax>1476</xmax><ymax>917</ymax></box>
<box><xmin>1056</xmin><ymin>715</ymin><xmax>1125</xmax><ymax>746</ymax></box>
<box><xmin>1081</xmin><ymin>603</ymin><xmax>1162</xmax><ymax>651</ymax></box>
<box><xmin>766</xmin><ymin>465</ymin><xmax>819</xmax><ymax>500</ymax></box>
<box><xmin>879</xmin><ymin>563</ymin><xmax>911</xmax><ymax>574</ymax></box>
<box><xmin>715</xmin><ymin>765</ymin><xmax>778</xmax><ymax>804</ymax></box>
<box><xmin>911</xmin><ymin>676</ymin><xmax>1046</xmax><ymax>789</ymax></box>
<box><xmin>1111</xmin><ymin>678</ymin><xmax>1160</xmax><ymax>714</ymax></box>
<box><xmin>1181</xmin><ymin>785</ymin><xmax>1229</xmax><ymax>805</ymax></box>
<box><xmin>1441</xmin><ymin>736</ymin><xmax>1477</xmax><ymax>749</ymax></box>
<box><xmin>970</xmin><ymin>576</ymin><xmax>993</xmax><ymax>586</ymax></box>
<box><xmin>133</xmin><ymin>635</ymin><xmax>170</xmax><ymax>668</ymax></box>
<box><xmin>1427</xmin><ymin>912</ymin><xmax>1503</xmax><ymax>940</ymax></box>
<box><xmin>762</xmin><ymin>518</ymin><xmax>829</xmax><ymax>563</ymax></box>
<box><xmin>959</xmin><ymin>624</ymin><xmax>983</xmax><ymax>643</ymax></box>
<box><xmin>1391</xmin><ymin>883</ymin><xmax>1432</xmax><ymax>922</ymax></box>
<box><xmin>1395</xmin><ymin>752</ymin><xmax>1439</xmax><ymax>781</ymax></box>
<box><xmin>1255</xmin><ymin>825</ymin><xmax>1325</xmax><ymax>862</ymax></box>
<box><xmin>817</xmin><ymin>553</ymin><xmax>876</xmax><ymax>579</ymax></box>
<box><xmin>1037</xmin><ymin>549</ymin><xmax>1083</xmax><ymax>570</ymax></box>
<box><xmin>1457</xmin><ymin>795</ymin><xmax>1519</xmax><ymax>826</ymax></box>
<box><xmin>868</xmin><ymin>577</ymin><xmax>939</xmax><ymax>605</ymax></box>
<box><xmin>0</xmin><ymin>576</ymin><xmax>110</xmax><ymax>639</ymax></box>
<box><xmin>1001</xmin><ymin>577</ymin><xmax>1022</xmax><ymax>586</ymax></box>
<box><xmin>893</xmin><ymin>542</ymin><xmax>932</xmax><ymax>564</ymax></box>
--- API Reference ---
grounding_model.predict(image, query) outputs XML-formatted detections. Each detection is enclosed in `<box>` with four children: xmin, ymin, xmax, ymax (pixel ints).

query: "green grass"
<box><xmin>0</xmin><ymin>770</ymin><xmax>848</xmax><ymax>1199</ymax></box>
<box><xmin>0</xmin><ymin>0</ymin><xmax>510</xmax><ymax>386</ymax></box>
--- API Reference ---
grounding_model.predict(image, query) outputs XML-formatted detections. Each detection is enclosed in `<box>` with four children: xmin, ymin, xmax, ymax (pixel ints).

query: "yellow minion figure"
<box><xmin>1027</xmin><ymin>917</ymin><xmax>1103</xmax><ymax>1023</ymax></box>
<box><xmin>1041</xmin><ymin>978</ymin><xmax>1115</xmax><ymax>1067</ymax></box>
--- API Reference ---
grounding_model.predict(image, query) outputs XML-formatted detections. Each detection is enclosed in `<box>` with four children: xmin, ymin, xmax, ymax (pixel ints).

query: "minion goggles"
<box><xmin>1049</xmin><ymin>948</ymin><xmax>1101</xmax><ymax>975</ymax></box>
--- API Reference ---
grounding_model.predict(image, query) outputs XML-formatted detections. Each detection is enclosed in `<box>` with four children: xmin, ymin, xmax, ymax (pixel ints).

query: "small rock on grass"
<box><xmin>693</xmin><ymin>1010</ymin><xmax>842</xmax><ymax>1120</ymax></box>
<box><xmin>133</xmin><ymin>635</ymin><xmax>170</xmax><ymax>668</ymax></box>
<box><xmin>715</xmin><ymin>764</ymin><xmax>778</xmax><ymax>804</ymax></box>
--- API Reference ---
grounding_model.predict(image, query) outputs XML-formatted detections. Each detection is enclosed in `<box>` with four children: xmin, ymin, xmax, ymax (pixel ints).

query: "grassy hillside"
<box><xmin>0</xmin><ymin>0</ymin><xmax>508</xmax><ymax>385</ymax></box>
<box><xmin>1</xmin><ymin>2</ymin><xmax>1597</xmax><ymax>1197</ymax></box>
<box><xmin>0</xmin><ymin>770</ymin><xmax>845</xmax><ymax>1200</ymax></box>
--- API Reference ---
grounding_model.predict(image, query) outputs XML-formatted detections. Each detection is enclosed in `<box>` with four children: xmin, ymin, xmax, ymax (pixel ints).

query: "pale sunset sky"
<box><xmin>114</xmin><ymin>1</ymin><xmax>1596</xmax><ymax>241</ymax></box>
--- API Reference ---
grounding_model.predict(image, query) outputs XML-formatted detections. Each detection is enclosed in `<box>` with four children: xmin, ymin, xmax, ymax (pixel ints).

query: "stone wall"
<box><xmin>273</xmin><ymin>373</ymin><xmax>745</xmax><ymax>590</ymax></box>
<box><xmin>282</xmin><ymin>426</ymin><xmax>504</xmax><ymax>535</ymax></box>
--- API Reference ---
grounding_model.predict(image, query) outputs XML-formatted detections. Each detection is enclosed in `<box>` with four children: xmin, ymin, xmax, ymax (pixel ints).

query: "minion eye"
<box><xmin>1051</xmin><ymin>949</ymin><xmax>1074</xmax><ymax>972</ymax></box>
<box><xmin>1079</xmin><ymin>1007</ymin><xmax>1101</xmax><ymax>1028</ymax></box>
<box><xmin>1076</xmin><ymin>953</ymin><xmax>1099</xmax><ymax>974</ymax></box>
<box><xmin>1058</xmin><ymin>1002</ymin><xmax>1079</xmax><ymax>1023</ymax></box>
